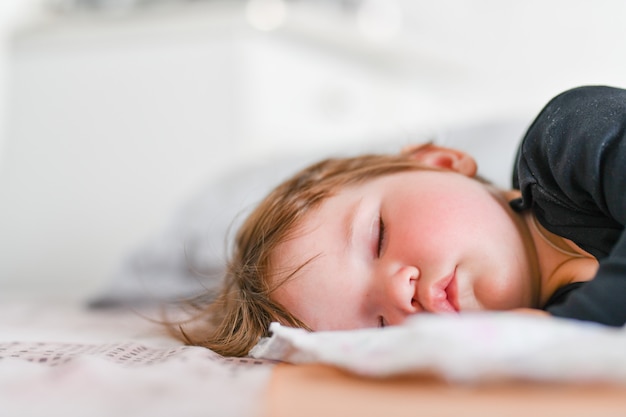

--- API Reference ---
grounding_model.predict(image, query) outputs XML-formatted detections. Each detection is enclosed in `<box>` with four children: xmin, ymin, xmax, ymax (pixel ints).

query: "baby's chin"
<box><xmin>466</xmin><ymin>275</ymin><xmax>534</xmax><ymax>312</ymax></box>
<box><xmin>468</xmin><ymin>293</ymin><xmax>531</xmax><ymax>313</ymax></box>
<box><xmin>453</xmin><ymin>286</ymin><xmax>485</xmax><ymax>312</ymax></box>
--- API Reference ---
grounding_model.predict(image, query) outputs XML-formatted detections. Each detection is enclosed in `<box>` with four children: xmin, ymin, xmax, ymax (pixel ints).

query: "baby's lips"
<box><xmin>421</xmin><ymin>269</ymin><xmax>458</xmax><ymax>313</ymax></box>
<box><xmin>445</xmin><ymin>273</ymin><xmax>459</xmax><ymax>312</ymax></box>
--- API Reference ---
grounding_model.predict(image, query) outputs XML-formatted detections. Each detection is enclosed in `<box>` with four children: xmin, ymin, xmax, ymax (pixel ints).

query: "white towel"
<box><xmin>250</xmin><ymin>312</ymin><xmax>626</xmax><ymax>384</ymax></box>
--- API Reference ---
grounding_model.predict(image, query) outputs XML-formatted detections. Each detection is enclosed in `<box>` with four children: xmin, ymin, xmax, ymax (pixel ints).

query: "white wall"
<box><xmin>398</xmin><ymin>0</ymin><xmax>626</xmax><ymax>113</ymax></box>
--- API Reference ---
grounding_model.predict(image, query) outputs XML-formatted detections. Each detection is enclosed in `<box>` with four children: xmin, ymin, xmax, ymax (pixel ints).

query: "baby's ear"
<box><xmin>401</xmin><ymin>143</ymin><xmax>477</xmax><ymax>177</ymax></box>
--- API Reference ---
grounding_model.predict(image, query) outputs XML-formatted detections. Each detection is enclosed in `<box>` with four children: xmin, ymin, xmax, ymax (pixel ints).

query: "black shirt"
<box><xmin>511</xmin><ymin>85</ymin><xmax>626</xmax><ymax>326</ymax></box>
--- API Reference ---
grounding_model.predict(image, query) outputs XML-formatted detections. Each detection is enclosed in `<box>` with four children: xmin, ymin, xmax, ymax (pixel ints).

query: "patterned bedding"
<box><xmin>0</xmin><ymin>299</ymin><xmax>275</xmax><ymax>417</ymax></box>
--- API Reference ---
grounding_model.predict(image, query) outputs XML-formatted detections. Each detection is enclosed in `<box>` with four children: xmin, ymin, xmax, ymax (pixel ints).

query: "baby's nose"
<box><xmin>382</xmin><ymin>265</ymin><xmax>420</xmax><ymax>319</ymax></box>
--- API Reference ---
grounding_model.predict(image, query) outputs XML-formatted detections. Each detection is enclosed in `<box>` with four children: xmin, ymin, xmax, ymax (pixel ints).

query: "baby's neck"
<box><xmin>524</xmin><ymin>213</ymin><xmax>598</xmax><ymax>306</ymax></box>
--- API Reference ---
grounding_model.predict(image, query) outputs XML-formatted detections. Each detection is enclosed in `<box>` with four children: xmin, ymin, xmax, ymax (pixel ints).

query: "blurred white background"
<box><xmin>0</xmin><ymin>1</ymin><xmax>35</xmax><ymax>159</ymax></box>
<box><xmin>1</xmin><ymin>0</ymin><xmax>626</xmax><ymax>299</ymax></box>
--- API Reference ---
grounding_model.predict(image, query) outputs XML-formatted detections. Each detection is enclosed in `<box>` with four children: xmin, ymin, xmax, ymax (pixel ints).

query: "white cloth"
<box><xmin>250</xmin><ymin>313</ymin><xmax>626</xmax><ymax>384</ymax></box>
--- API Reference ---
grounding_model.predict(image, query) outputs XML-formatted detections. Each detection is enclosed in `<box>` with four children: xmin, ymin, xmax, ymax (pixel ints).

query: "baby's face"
<box><xmin>271</xmin><ymin>169</ymin><xmax>537</xmax><ymax>331</ymax></box>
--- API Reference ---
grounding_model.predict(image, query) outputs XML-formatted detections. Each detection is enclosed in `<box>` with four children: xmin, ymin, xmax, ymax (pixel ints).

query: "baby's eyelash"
<box><xmin>378</xmin><ymin>316</ymin><xmax>386</xmax><ymax>328</ymax></box>
<box><xmin>377</xmin><ymin>215</ymin><xmax>386</xmax><ymax>257</ymax></box>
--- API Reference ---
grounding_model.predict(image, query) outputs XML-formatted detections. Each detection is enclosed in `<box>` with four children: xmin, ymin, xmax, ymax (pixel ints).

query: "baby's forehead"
<box><xmin>323</xmin><ymin>170</ymin><xmax>418</xmax><ymax>194</ymax></box>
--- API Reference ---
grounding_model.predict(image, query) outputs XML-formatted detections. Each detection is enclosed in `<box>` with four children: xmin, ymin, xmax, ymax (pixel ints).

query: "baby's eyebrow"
<box><xmin>344</xmin><ymin>197</ymin><xmax>364</xmax><ymax>254</ymax></box>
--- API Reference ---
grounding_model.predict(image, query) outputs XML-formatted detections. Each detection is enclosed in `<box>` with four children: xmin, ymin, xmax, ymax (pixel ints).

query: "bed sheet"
<box><xmin>0</xmin><ymin>298</ymin><xmax>275</xmax><ymax>417</ymax></box>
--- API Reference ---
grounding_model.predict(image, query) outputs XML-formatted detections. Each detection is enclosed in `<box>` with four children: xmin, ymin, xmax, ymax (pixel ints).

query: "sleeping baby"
<box><xmin>166</xmin><ymin>85</ymin><xmax>626</xmax><ymax>357</ymax></box>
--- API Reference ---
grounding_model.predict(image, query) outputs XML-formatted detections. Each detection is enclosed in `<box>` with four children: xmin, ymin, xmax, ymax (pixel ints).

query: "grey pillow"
<box><xmin>89</xmin><ymin>119</ymin><xmax>528</xmax><ymax>308</ymax></box>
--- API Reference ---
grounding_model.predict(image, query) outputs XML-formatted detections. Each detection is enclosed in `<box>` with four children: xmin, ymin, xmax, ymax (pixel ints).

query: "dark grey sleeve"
<box><xmin>514</xmin><ymin>85</ymin><xmax>626</xmax><ymax>326</ymax></box>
